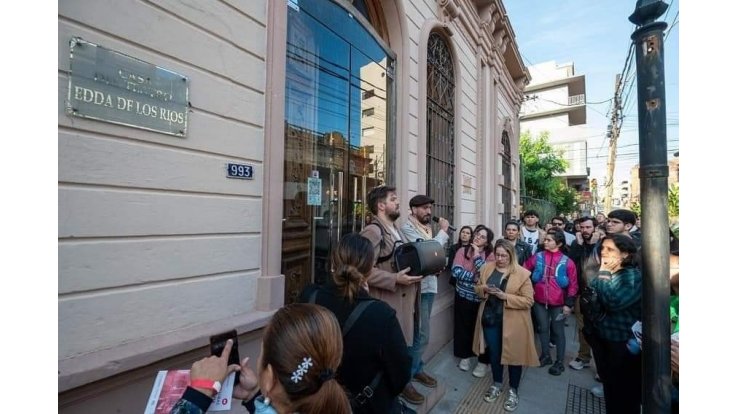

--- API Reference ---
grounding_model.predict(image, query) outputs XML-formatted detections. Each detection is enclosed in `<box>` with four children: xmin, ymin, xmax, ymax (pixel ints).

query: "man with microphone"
<box><xmin>401</xmin><ymin>194</ymin><xmax>451</xmax><ymax>396</ymax></box>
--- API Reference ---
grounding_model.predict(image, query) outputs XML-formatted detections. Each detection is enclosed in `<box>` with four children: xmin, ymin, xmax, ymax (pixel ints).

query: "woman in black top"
<box><xmin>448</xmin><ymin>226</ymin><xmax>474</xmax><ymax>270</ymax></box>
<box><xmin>299</xmin><ymin>233</ymin><xmax>412</xmax><ymax>414</ymax></box>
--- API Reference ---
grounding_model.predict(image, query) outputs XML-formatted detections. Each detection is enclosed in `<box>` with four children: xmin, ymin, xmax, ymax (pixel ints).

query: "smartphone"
<box><xmin>209</xmin><ymin>330</ymin><xmax>241</xmax><ymax>384</ymax></box>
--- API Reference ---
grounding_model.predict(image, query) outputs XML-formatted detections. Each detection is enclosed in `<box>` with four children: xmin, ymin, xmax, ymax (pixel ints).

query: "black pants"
<box><xmin>584</xmin><ymin>330</ymin><xmax>642</xmax><ymax>414</ymax></box>
<box><xmin>453</xmin><ymin>293</ymin><xmax>489</xmax><ymax>363</ymax></box>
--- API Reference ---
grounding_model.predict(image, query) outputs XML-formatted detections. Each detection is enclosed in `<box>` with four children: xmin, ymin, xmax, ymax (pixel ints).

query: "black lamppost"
<box><xmin>629</xmin><ymin>1</ymin><xmax>671</xmax><ymax>413</ymax></box>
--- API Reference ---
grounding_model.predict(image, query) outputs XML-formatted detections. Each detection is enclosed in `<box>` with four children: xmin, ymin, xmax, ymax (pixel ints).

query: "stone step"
<box><xmin>400</xmin><ymin>381</ymin><xmax>446</xmax><ymax>414</ymax></box>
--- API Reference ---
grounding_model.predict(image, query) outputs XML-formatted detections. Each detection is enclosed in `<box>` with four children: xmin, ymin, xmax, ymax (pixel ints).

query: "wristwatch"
<box><xmin>191</xmin><ymin>378</ymin><xmax>222</xmax><ymax>395</ymax></box>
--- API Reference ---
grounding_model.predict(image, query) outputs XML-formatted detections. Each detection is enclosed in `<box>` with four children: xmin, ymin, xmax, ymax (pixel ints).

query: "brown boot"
<box><xmin>401</xmin><ymin>383</ymin><xmax>425</xmax><ymax>405</ymax></box>
<box><xmin>413</xmin><ymin>371</ymin><xmax>438</xmax><ymax>388</ymax></box>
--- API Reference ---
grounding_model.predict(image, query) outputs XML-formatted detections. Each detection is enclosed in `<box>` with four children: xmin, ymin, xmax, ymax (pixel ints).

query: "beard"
<box><xmin>418</xmin><ymin>214</ymin><xmax>432</xmax><ymax>224</ymax></box>
<box><xmin>387</xmin><ymin>209</ymin><xmax>401</xmax><ymax>221</ymax></box>
<box><xmin>582</xmin><ymin>233</ymin><xmax>592</xmax><ymax>241</ymax></box>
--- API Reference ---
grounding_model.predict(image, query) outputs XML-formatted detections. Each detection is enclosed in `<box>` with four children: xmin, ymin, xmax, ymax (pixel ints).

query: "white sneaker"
<box><xmin>458</xmin><ymin>358</ymin><xmax>470</xmax><ymax>371</ymax></box>
<box><xmin>568</xmin><ymin>358</ymin><xmax>591</xmax><ymax>370</ymax></box>
<box><xmin>590</xmin><ymin>384</ymin><xmax>604</xmax><ymax>398</ymax></box>
<box><xmin>472</xmin><ymin>363</ymin><xmax>488</xmax><ymax>378</ymax></box>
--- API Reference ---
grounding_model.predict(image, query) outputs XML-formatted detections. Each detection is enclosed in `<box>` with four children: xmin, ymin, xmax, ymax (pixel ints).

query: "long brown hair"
<box><xmin>331</xmin><ymin>233</ymin><xmax>374</xmax><ymax>302</ymax></box>
<box><xmin>261</xmin><ymin>303</ymin><xmax>350</xmax><ymax>413</ymax></box>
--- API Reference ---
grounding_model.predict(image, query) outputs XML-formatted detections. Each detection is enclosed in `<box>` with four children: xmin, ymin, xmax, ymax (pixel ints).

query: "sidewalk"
<box><xmin>420</xmin><ymin>314</ymin><xmax>604</xmax><ymax>414</ymax></box>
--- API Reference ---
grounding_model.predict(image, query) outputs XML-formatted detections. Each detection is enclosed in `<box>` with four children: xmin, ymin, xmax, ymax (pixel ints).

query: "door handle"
<box><xmin>361</xmin><ymin>175</ymin><xmax>367</xmax><ymax>231</ymax></box>
<box><xmin>337</xmin><ymin>171</ymin><xmax>344</xmax><ymax>240</ymax></box>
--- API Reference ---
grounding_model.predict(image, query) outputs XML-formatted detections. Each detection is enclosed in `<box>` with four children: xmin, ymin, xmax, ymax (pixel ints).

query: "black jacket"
<box><xmin>512</xmin><ymin>240</ymin><xmax>532</xmax><ymax>266</ymax></box>
<box><xmin>299</xmin><ymin>284</ymin><xmax>411</xmax><ymax>414</ymax></box>
<box><xmin>568</xmin><ymin>240</ymin><xmax>601</xmax><ymax>288</ymax></box>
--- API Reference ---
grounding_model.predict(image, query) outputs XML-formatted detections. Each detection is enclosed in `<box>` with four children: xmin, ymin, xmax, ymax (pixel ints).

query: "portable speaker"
<box><xmin>394</xmin><ymin>240</ymin><xmax>446</xmax><ymax>276</ymax></box>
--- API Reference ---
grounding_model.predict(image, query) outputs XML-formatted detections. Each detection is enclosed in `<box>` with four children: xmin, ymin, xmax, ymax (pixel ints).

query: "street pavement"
<box><xmin>421</xmin><ymin>313</ymin><xmax>603</xmax><ymax>414</ymax></box>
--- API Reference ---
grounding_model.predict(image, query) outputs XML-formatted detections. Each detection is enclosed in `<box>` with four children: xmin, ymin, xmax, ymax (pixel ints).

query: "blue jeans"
<box><xmin>483</xmin><ymin>322</ymin><xmax>522</xmax><ymax>390</ymax></box>
<box><xmin>410</xmin><ymin>292</ymin><xmax>435</xmax><ymax>376</ymax></box>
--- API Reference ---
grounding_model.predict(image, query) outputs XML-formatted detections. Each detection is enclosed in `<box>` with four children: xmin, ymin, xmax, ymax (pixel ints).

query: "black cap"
<box><xmin>409</xmin><ymin>194</ymin><xmax>434</xmax><ymax>207</ymax></box>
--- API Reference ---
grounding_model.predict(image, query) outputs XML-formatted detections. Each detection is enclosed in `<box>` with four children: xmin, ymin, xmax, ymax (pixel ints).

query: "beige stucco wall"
<box><xmin>58</xmin><ymin>0</ymin><xmax>276</xmax><ymax>400</ymax></box>
<box><xmin>58</xmin><ymin>0</ymin><xmax>526</xmax><ymax>411</ymax></box>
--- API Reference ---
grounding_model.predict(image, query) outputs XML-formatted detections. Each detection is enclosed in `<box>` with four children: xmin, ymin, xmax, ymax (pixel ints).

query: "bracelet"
<box><xmin>191</xmin><ymin>378</ymin><xmax>221</xmax><ymax>395</ymax></box>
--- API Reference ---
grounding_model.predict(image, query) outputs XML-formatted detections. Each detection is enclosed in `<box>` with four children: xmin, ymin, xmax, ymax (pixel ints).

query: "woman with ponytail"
<box><xmin>299</xmin><ymin>233</ymin><xmax>412</xmax><ymax>413</ymax></box>
<box><xmin>170</xmin><ymin>303</ymin><xmax>350</xmax><ymax>414</ymax></box>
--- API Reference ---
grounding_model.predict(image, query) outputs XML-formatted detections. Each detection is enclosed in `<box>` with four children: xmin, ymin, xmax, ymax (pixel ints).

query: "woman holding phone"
<box><xmin>472</xmin><ymin>239</ymin><xmax>538</xmax><ymax>412</ymax></box>
<box><xmin>170</xmin><ymin>303</ymin><xmax>351</xmax><ymax>414</ymax></box>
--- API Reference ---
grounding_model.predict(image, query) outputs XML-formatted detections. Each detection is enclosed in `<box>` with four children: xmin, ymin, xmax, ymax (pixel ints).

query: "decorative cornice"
<box><xmin>439</xmin><ymin>0</ymin><xmax>460</xmax><ymax>21</ymax></box>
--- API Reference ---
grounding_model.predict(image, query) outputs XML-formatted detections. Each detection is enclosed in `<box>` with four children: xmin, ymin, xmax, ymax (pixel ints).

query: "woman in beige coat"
<box><xmin>472</xmin><ymin>239</ymin><xmax>539</xmax><ymax>412</ymax></box>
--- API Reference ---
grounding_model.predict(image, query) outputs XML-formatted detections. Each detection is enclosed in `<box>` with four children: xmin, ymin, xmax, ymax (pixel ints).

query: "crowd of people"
<box><xmin>167</xmin><ymin>185</ymin><xmax>678</xmax><ymax>414</ymax></box>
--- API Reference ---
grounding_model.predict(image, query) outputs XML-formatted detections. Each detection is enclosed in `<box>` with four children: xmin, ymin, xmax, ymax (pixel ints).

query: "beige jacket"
<box><xmin>360</xmin><ymin>217</ymin><xmax>418</xmax><ymax>344</ymax></box>
<box><xmin>472</xmin><ymin>262</ymin><xmax>539</xmax><ymax>367</ymax></box>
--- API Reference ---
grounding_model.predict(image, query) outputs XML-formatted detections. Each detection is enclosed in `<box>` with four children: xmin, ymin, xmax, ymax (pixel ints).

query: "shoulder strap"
<box><xmin>342</xmin><ymin>300</ymin><xmax>376</xmax><ymax>337</ymax></box>
<box><xmin>368</xmin><ymin>222</ymin><xmax>396</xmax><ymax>264</ymax></box>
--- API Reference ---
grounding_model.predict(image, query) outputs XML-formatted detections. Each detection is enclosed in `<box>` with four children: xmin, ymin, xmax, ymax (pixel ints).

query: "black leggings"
<box><xmin>453</xmin><ymin>293</ymin><xmax>489</xmax><ymax>363</ymax></box>
<box><xmin>585</xmin><ymin>331</ymin><xmax>642</xmax><ymax>414</ymax></box>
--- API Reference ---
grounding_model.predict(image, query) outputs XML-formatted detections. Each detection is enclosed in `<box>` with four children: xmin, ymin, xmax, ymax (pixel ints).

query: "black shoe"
<box><xmin>549</xmin><ymin>360</ymin><xmax>565</xmax><ymax>376</ymax></box>
<box><xmin>539</xmin><ymin>355</ymin><xmax>553</xmax><ymax>367</ymax></box>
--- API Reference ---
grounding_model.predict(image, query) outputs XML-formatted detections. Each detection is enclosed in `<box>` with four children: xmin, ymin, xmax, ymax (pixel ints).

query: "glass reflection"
<box><xmin>282</xmin><ymin>0</ymin><xmax>394</xmax><ymax>295</ymax></box>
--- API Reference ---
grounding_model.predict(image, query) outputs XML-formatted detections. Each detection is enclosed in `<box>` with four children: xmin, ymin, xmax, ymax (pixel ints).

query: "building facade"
<box><xmin>519</xmin><ymin>60</ymin><xmax>590</xmax><ymax>193</ymax></box>
<box><xmin>58</xmin><ymin>1</ymin><xmax>529</xmax><ymax>411</ymax></box>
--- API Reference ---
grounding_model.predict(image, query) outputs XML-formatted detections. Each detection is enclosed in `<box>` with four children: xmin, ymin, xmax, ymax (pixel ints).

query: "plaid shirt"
<box><xmin>589</xmin><ymin>266</ymin><xmax>642</xmax><ymax>341</ymax></box>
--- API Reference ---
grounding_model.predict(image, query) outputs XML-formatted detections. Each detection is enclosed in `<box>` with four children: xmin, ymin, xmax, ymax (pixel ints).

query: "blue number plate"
<box><xmin>226</xmin><ymin>163</ymin><xmax>253</xmax><ymax>179</ymax></box>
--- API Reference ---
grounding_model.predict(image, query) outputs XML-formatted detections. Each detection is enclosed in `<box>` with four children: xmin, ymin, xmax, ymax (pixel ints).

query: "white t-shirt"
<box><xmin>521</xmin><ymin>227</ymin><xmax>540</xmax><ymax>254</ymax></box>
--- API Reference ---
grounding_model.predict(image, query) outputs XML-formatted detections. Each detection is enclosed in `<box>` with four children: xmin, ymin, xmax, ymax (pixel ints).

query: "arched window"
<box><xmin>426</xmin><ymin>32</ymin><xmax>455</xmax><ymax>223</ymax></box>
<box><xmin>501</xmin><ymin>131</ymin><xmax>512</xmax><ymax>224</ymax></box>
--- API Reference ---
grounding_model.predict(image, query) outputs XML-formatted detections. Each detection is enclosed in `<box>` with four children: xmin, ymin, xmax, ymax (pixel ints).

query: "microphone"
<box><xmin>432</xmin><ymin>216</ymin><xmax>456</xmax><ymax>232</ymax></box>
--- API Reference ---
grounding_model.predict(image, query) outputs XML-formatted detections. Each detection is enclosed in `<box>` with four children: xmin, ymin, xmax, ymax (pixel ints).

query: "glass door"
<box><xmin>281</xmin><ymin>0</ymin><xmax>394</xmax><ymax>304</ymax></box>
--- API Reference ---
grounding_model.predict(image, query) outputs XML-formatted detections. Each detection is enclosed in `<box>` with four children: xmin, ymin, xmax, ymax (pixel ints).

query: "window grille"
<box><xmin>426</xmin><ymin>32</ymin><xmax>455</xmax><ymax>223</ymax></box>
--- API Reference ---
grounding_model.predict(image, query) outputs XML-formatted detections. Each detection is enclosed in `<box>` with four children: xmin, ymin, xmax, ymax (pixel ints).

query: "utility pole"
<box><xmin>629</xmin><ymin>1</ymin><xmax>671</xmax><ymax>413</ymax></box>
<box><xmin>604</xmin><ymin>74</ymin><xmax>622</xmax><ymax>213</ymax></box>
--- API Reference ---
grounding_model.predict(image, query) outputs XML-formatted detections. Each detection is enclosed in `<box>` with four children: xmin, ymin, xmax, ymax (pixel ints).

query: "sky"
<box><xmin>505</xmin><ymin>0</ymin><xmax>679</xmax><ymax>184</ymax></box>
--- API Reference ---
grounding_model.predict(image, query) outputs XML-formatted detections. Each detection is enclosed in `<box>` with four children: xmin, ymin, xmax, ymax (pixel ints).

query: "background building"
<box><xmin>58</xmin><ymin>1</ymin><xmax>529</xmax><ymax>412</ymax></box>
<box><xmin>519</xmin><ymin>60</ymin><xmax>591</xmax><ymax>195</ymax></box>
<box><xmin>630</xmin><ymin>154</ymin><xmax>679</xmax><ymax>205</ymax></box>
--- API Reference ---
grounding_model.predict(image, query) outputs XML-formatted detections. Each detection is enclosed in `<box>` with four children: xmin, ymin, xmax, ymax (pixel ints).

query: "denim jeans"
<box><xmin>532</xmin><ymin>302</ymin><xmax>566</xmax><ymax>361</ymax></box>
<box><xmin>483</xmin><ymin>322</ymin><xmax>522</xmax><ymax>390</ymax></box>
<box><xmin>410</xmin><ymin>292</ymin><xmax>435</xmax><ymax>376</ymax></box>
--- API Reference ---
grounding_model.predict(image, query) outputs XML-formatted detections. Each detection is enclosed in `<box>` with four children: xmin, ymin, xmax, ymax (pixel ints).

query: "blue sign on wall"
<box><xmin>226</xmin><ymin>163</ymin><xmax>254</xmax><ymax>180</ymax></box>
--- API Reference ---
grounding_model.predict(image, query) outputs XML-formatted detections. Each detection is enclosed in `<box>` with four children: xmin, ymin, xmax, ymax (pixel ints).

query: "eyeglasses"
<box><xmin>474</xmin><ymin>234</ymin><xmax>487</xmax><ymax>240</ymax></box>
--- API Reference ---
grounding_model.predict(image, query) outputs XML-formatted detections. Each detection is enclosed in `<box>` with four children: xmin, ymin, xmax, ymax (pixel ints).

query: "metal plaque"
<box><xmin>226</xmin><ymin>163</ymin><xmax>254</xmax><ymax>180</ymax></box>
<box><xmin>67</xmin><ymin>37</ymin><xmax>189</xmax><ymax>137</ymax></box>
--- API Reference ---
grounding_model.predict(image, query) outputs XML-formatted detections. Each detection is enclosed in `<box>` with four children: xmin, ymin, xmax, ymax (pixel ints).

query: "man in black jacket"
<box><xmin>567</xmin><ymin>216</ymin><xmax>602</xmax><ymax>371</ymax></box>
